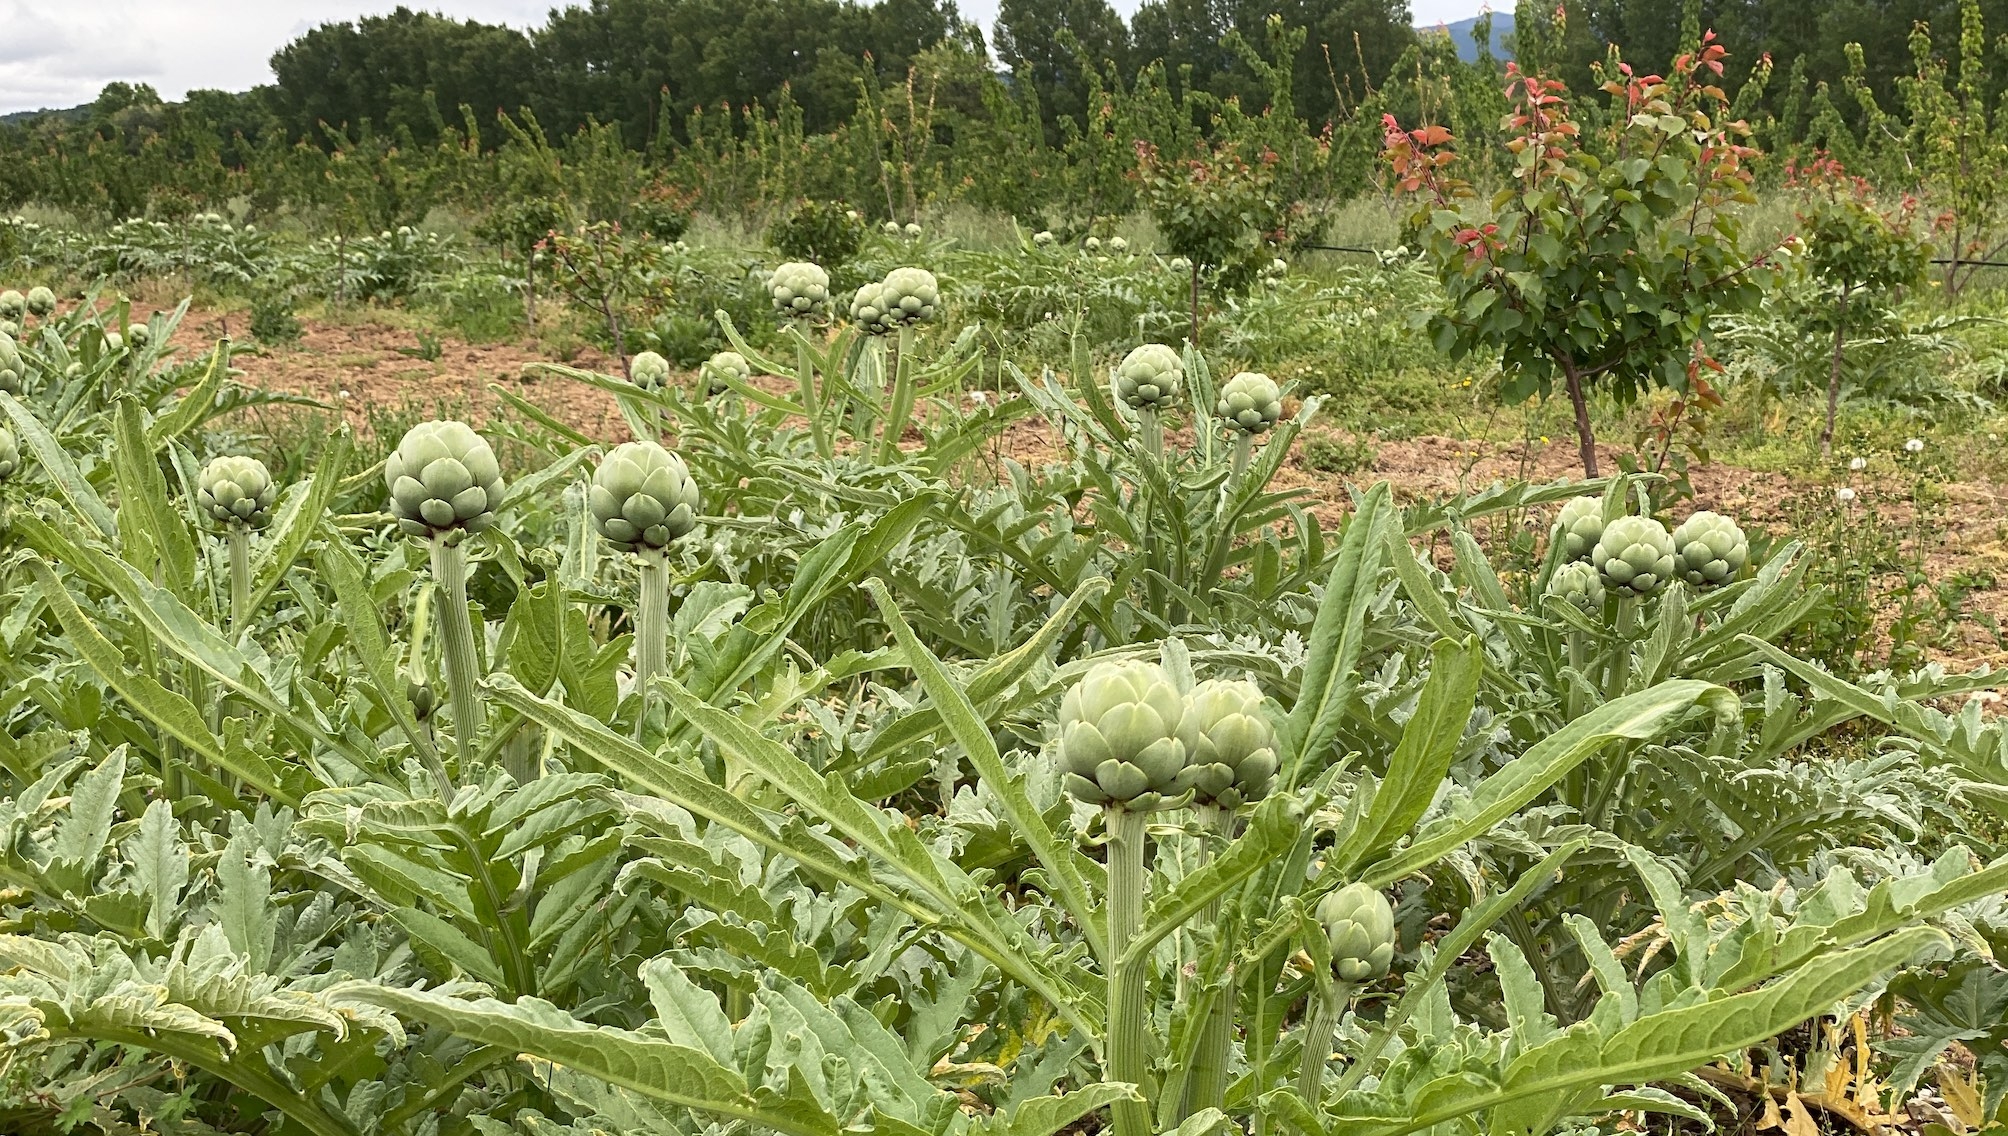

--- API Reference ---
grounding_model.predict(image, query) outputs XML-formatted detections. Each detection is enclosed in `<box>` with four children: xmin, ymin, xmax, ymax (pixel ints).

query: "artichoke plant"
<box><xmin>699</xmin><ymin>350</ymin><xmax>750</xmax><ymax>396</ymax></box>
<box><xmin>1592</xmin><ymin>515</ymin><xmax>1676</xmax><ymax>597</ymax></box>
<box><xmin>1671</xmin><ymin>511</ymin><xmax>1749</xmax><ymax>587</ymax></box>
<box><xmin>199</xmin><ymin>455</ymin><xmax>278</xmax><ymax>629</ymax></box>
<box><xmin>770</xmin><ymin>261</ymin><xmax>831</xmax><ymax>319</ymax></box>
<box><xmin>1300</xmin><ymin>883</ymin><xmax>1397</xmax><ymax>1101</ymax></box>
<box><xmin>590</xmin><ymin>441</ymin><xmax>700</xmax><ymax>738</ymax></box>
<box><xmin>629</xmin><ymin>350</ymin><xmax>673</xmax><ymax>393</ymax></box>
<box><xmin>1175</xmin><ymin>679</ymin><xmax>1276</xmax><ymax>810</ymax></box>
<box><xmin>1553</xmin><ymin>496</ymin><xmax>1604</xmax><ymax>561</ymax></box>
<box><xmin>1115</xmin><ymin>344</ymin><xmax>1183</xmax><ymax>412</ymax></box>
<box><xmin>0</xmin><ymin>291</ymin><xmax>20</xmax><ymax>322</ymax></box>
<box><xmin>1216</xmin><ymin>372</ymin><xmax>1282</xmax><ymax>436</ymax></box>
<box><xmin>0</xmin><ymin>332</ymin><xmax>22</xmax><ymax>395</ymax></box>
<box><xmin>1057</xmin><ymin>661</ymin><xmax>1191</xmax><ymax>810</ymax></box>
<box><xmin>0</xmin><ymin>426</ymin><xmax>16</xmax><ymax>481</ymax></box>
<box><xmin>25</xmin><ymin>287</ymin><xmax>54</xmax><ymax>318</ymax></box>
<box><xmin>1544</xmin><ymin>560</ymin><xmax>1605</xmax><ymax>612</ymax></box>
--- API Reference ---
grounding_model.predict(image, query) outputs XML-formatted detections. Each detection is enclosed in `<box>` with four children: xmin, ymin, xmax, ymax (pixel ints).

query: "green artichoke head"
<box><xmin>1115</xmin><ymin>343</ymin><xmax>1184</xmax><ymax>412</ymax></box>
<box><xmin>1670</xmin><ymin>511</ymin><xmax>1749</xmax><ymax>588</ymax></box>
<box><xmin>1058</xmin><ymin>661</ymin><xmax>1192</xmax><ymax>809</ymax></box>
<box><xmin>0</xmin><ymin>331</ymin><xmax>22</xmax><ymax>395</ymax></box>
<box><xmin>880</xmin><ymin>267</ymin><xmax>941</xmax><ymax>327</ymax></box>
<box><xmin>850</xmin><ymin>280</ymin><xmax>897</xmax><ymax>336</ymax></box>
<box><xmin>25</xmin><ymin>287</ymin><xmax>54</xmax><ymax>318</ymax></box>
<box><xmin>126</xmin><ymin>322</ymin><xmax>150</xmax><ymax>348</ymax></box>
<box><xmin>0</xmin><ymin>291</ymin><xmax>21</xmax><ymax>321</ymax></box>
<box><xmin>1552</xmin><ymin>496</ymin><xmax>1604</xmax><ymax>562</ymax></box>
<box><xmin>589</xmin><ymin>441</ymin><xmax>700</xmax><ymax>553</ymax></box>
<box><xmin>1592</xmin><ymin>515</ymin><xmax>1676</xmax><ymax>597</ymax></box>
<box><xmin>701</xmin><ymin>350</ymin><xmax>750</xmax><ymax>396</ymax></box>
<box><xmin>197</xmin><ymin>455</ymin><xmax>278</xmax><ymax>529</ymax></box>
<box><xmin>1173</xmin><ymin>678</ymin><xmax>1277</xmax><ymax>808</ymax></box>
<box><xmin>1216</xmin><ymin>372</ymin><xmax>1283</xmax><ymax>435</ymax></box>
<box><xmin>408</xmin><ymin>679</ymin><xmax>437</xmax><ymax>722</ymax></box>
<box><xmin>103</xmin><ymin>331</ymin><xmax>124</xmax><ymax>354</ymax></box>
<box><xmin>630</xmin><ymin>350</ymin><xmax>673</xmax><ymax>392</ymax></box>
<box><xmin>1544</xmin><ymin>559</ymin><xmax>1605</xmax><ymax>612</ymax></box>
<box><xmin>1314</xmin><ymin>883</ymin><xmax>1396</xmax><ymax>983</ymax></box>
<box><xmin>771</xmin><ymin>261</ymin><xmax>831</xmax><ymax>319</ymax></box>
<box><xmin>0</xmin><ymin>426</ymin><xmax>17</xmax><ymax>482</ymax></box>
<box><xmin>384</xmin><ymin>420</ymin><xmax>506</xmax><ymax>541</ymax></box>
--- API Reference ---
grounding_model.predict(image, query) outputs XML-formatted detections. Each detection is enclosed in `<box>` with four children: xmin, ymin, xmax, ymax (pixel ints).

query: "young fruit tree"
<box><xmin>1384</xmin><ymin>34</ymin><xmax>1776</xmax><ymax>476</ymax></box>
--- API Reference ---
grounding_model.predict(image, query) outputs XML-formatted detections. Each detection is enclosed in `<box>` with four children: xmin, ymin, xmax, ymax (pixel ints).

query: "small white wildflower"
<box><xmin>1848</xmin><ymin>456</ymin><xmax>1866</xmax><ymax>471</ymax></box>
<box><xmin>1836</xmin><ymin>486</ymin><xmax>1857</xmax><ymax>503</ymax></box>
<box><xmin>1904</xmin><ymin>437</ymin><xmax>1925</xmax><ymax>453</ymax></box>
<box><xmin>337</xmin><ymin>389</ymin><xmax>351</xmax><ymax>400</ymax></box>
<box><xmin>970</xmin><ymin>390</ymin><xmax>989</xmax><ymax>407</ymax></box>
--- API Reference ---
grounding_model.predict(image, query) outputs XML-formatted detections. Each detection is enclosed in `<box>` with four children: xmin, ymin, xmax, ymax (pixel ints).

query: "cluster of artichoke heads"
<box><xmin>629</xmin><ymin>350</ymin><xmax>673</xmax><ymax>392</ymax></box>
<box><xmin>385</xmin><ymin>421</ymin><xmax>506</xmax><ymax>541</ymax></box>
<box><xmin>1550</xmin><ymin>496</ymin><xmax>1750</xmax><ymax>600</ymax></box>
<box><xmin>0</xmin><ymin>287</ymin><xmax>55</xmax><ymax>330</ymax></box>
<box><xmin>588</xmin><ymin>441</ymin><xmax>700</xmax><ymax>553</ymax></box>
<box><xmin>1314</xmin><ymin>883</ymin><xmax>1396</xmax><ymax>983</ymax></box>
<box><xmin>1114</xmin><ymin>344</ymin><xmax>1184</xmax><ymax>412</ymax></box>
<box><xmin>197</xmin><ymin>455</ymin><xmax>278</xmax><ymax>529</ymax></box>
<box><xmin>851</xmin><ymin>267</ymin><xmax>939</xmax><ymax>335</ymax></box>
<box><xmin>771</xmin><ymin>261</ymin><xmax>831</xmax><ymax>320</ymax></box>
<box><xmin>1216</xmin><ymin>372</ymin><xmax>1282</xmax><ymax>435</ymax></box>
<box><xmin>1057</xmin><ymin>661</ymin><xmax>1277</xmax><ymax>811</ymax></box>
<box><xmin>700</xmin><ymin>351</ymin><xmax>749</xmax><ymax>396</ymax></box>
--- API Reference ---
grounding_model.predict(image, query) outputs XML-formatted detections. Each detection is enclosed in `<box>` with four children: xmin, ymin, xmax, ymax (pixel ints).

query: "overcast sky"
<box><xmin>0</xmin><ymin>0</ymin><xmax>1497</xmax><ymax>114</ymax></box>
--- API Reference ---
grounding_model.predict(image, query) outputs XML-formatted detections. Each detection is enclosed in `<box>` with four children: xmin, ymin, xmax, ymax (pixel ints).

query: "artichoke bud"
<box><xmin>1173</xmin><ymin>679</ymin><xmax>1277</xmax><ymax>808</ymax></box>
<box><xmin>0</xmin><ymin>291</ymin><xmax>21</xmax><ymax>321</ymax></box>
<box><xmin>1552</xmin><ymin>496</ymin><xmax>1604</xmax><ymax>562</ymax></box>
<box><xmin>1169</xmin><ymin>257</ymin><xmax>1192</xmax><ymax>273</ymax></box>
<box><xmin>1592</xmin><ymin>515</ymin><xmax>1676</xmax><ymax>597</ymax></box>
<box><xmin>1216</xmin><ymin>372</ymin><xmax>1283</xmax><ymax>435</ymax></box>
<box><xmin>0</xmin><ymin>426</ymin><xmax>17</xmax><ymax>481</ymax></box>
<box><xmin>1314</xmin><ymin>884</ymin><xmax>1396</xmax><ymax>983</ymax></box>
<box><xmin>1544</xmin><ymin>560</ymin><xmax>1605</xmax><ymax>612</ymax></box>
<box><xmin>903</xmin><ymin>222</ymin><xmax>922</xmax><ymax>239</ymax></box>
<box><xmin>1670</xmin><ymin>511</ymin><xmax>1748</xmax><ymax>588</ymax></box>
<box><xmin>0</xmin><ymin>332</ymin><xmax>22</xmax><ymax>394</ymax></box>
<box><xmin>852</xmin><ymin>268</ymin><xmax>940</xmax><ymax>335</ymax></box>
<box><xmin>25</xmin><ymin>287</ymin><xmax>55</xmax><ymax>318</ymax></box>
<box><xmin>1115</xmin><ymin>344</ymin><xmax>1183</xmax><ymax>412</ymax></box>
<box><xmin>589</xmin><ymin>441</ymin><xmax>700</xmax><ymax>553</ymax></box>
<box><xmin>197</xmin><ymin>455</ymin><xmax>278</xmax><ymax>529</ymax></box>
<box><xmin>700</xmin><ymin>350</ymin><xmax>750</xmax><ymax>396</ymax></box>
<box><xmin>771</xmin><ymin>261</ymin><xmax>831</xmax><ymax>319</ymax></box>
<box><xmin>384</xmin><ymin>420</ymin><xmax>506</xmax><ymax>541</ymax></box>
<box><xmin>127</xmin><ymin>322</ymin><xmax>150</xmax><ymax>348</ymax></box>
<box><xmin>408</xmin><ymin>679</ymin><xmax>437</xmax><ymax>722</ymax></box>
<box><xmin>1057</xmin><ymin>660</ymin><xmax>1191</xmax><ymax>810</ymax></box>
<box><xmin>103</xmin><ymin>331</ymin><xmax>124</xmax><ymax>354</ymax></box>
<box><xmin>629</xmin><ymin>350</ymin><xmax>673</xmax><ymax>392</ymax></box>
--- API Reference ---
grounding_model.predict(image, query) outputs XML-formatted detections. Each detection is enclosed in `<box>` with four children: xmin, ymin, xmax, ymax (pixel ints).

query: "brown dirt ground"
<box><xmin>160</xmin><ymin>302</ymin><xmax>2008</xmax><ymax>669</ymax></box>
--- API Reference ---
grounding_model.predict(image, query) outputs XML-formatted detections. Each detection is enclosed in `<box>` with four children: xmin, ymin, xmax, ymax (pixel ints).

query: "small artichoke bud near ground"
<box><xmin>385</xmin><ymin>420</ymin><xmax>506</xmax><ymax>540</ymax></box>
<box><xmin>197</xmin><ymin>455</ymin><xmax>278</xmax><ymax>529</ymax></box>
<box><xmin>701</xmin><ymin>350</ymin><xmax>749</xmax><ymax>396</ymax></box>
<box><xmin>1216</xmin><ymin>372</ymin><xmax>1283</xmax><ymax>435</ymax></box>
<box><xmin>903</xmin><ymin>222</ymin><xmax>922</xmax><ymax>239</ymax></box>
<box><xmin>0</xmin><ymin>291</ymin><xmax>21</xmax><ymax>321</ymax></box>
<box><xmin>1175</xmin><ymin>679</ymin><xmax>1277</xmax><ymax>808</ymax></box>
<box><xmin>1058</xmin><ymin>660</ymin><xmax>1191</xmax><ymax>809</ymax></box>
<box><xmin>589</xmin><ymin>441</ymin><xmax>700</xmax><ymax>552</ymax></box>
<box><xmin>0</xmin><ymin>332</ymin><xmax>22</xmax><ymax>394</ymax></box>
<box><xmin>629</xmin><ymin>350</ymin><xmax>672</xmax><ymax>392</ymax></box>
<box><xmin>1315</xmin><ymin>884</ymin><xmax>1397</xmax><ymax>983</ymax></box>
<box><xmin>1033</xmin><ymin>230</ymin><xmax>1055</xmax><ymax>246</ymax></box>
<box><xmin>1671</xmin><ymin>511</ymin><xmax>1749</xmax><ymax>587</ymax></box>
<box><xmin>1544</xmin><ymin>560</ymin><xmax>1605</xmax><ymax>611</ymax></box>
<box><xmin>25</xmin><ymin>287</ymin><xmax>54</xmax><ymax>318</ymax></box>
<box><xmin>770</xmin><ymin>261</ymin><xmax>831</xmax><ymax>319</ymax></box>
<box><xmin>1108</xmin><ymin>236</ymin><xmax>1129</xmax><ymax>253</ymax></box>
<box><xmin>408</xmin><ymin>679</ymin><xmax>437</xmax><ymax>721</ymax></box>
<box><xmin>882</xmin><ymin>220</ymin><xmax>901</xmax><ymax>236</ymax></box>
<box><xmin>1169</xmin><ymin>256</ymin><xmax>1192</xmax><ymax>273</ymax></box>
<box><xmin>1553</xmin><ymin>496</ymin><xmax>1604</xmax><ymax>562</ymax></box>
<box><xmin>1115</xmin><ymin>344</ymin><xmax>1184</xmax><ymax>412</ymax></box>
<box><xmin>1084</xmin><ymin>236</ymin><xmax>1102</xmax><ymax>252</ymax></box>
<box><xmin>0</xmin><ymin>321</ymin><xmax>15</xmax><ymax>339</ymax></box>
<box><xmin>127</xmin><ymin>322</ymin><xmax>150</xmax><ymax>348</ymax></box>
<box><xmin>103</xmin><ymin>331</ymin><xmax>124</xmax><ymax>354</ymax></box>
<box><xmin>1593</xmin><ymin>515</ymin><xmax>1677</xmax><ymax>597</ymax></box>
<box><xmin>0</xmin><ymin>427</ymin><xmax>17</xmax><ymax>481</ymax></box>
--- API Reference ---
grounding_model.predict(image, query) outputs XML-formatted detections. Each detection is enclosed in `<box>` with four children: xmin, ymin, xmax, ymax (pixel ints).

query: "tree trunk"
<box><xmin>1561</xmin><ymin>360</ymin><xmax>1598</xmax><ymax>478</ymax></box>
<box><xmin>1820</xmin><ymin>284</ymin><xmax>1851</xmax><ymax>460</ymax></box>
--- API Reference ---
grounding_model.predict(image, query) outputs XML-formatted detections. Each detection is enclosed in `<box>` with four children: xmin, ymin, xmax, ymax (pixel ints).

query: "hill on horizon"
<box><xmin>1419</xmin><ymin>12</ymin><xmax>1514</xmax><ymax>62</ymax></box>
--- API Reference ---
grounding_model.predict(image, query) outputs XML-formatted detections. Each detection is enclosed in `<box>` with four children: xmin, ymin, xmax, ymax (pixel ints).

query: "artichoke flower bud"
<box><xmin>0</xmin><ymin>426</ymin><xmax>17</xmax><ymax>481</ymax></box>
<box><xmin>1552</xmin><ymin>496</ymin><xmax>1604</xmax><ymax>562</ymax></box>
<box><xmin>1108</xmin><ymin>236</ymin><xmax>1129</xmax><ymax>253</ymax></box>
<box><xmin>1314</xmin><ymin>884</ymin><xmax>1396</xmax><ymax>983</ymax></box>
<box><xmin>197</xmin><ymin>455</ymin><xmax>278</xmax><ymax>529</ymax></box>
<box><xmin>0</xmin><ymin>321</ymin><xmax>15</xmax><ymax>339</ymax></box>
<box><xmin>1115</xmin><ymin>344</ymin><xmax>1184</xmax><ymax>412</ymax></box>
<box><xmin>1216</xmin><ymin>372</ymin><xmax>1283</xmax><ymax>435</ymax></box>
<box><xmin>903</xmin><ymin>222</ymin><xmax>922</xmax><ymax>239</ymax></box>
<box><xmin>850</xmin><ymin>280</ymin><xmax>896</xmax><ymax>336</ymax></box>
<box><xmin>103</xmin><ymin>331</ymin><xmax>124</xmax><ymax>354</ymax></box>
<box><xmin>1057</xmin><ymin>660</ymin><xmax>1192</xmax><ymax>809</ymax></box>
<box><xmin>408</xmin><ymin>679</ymin><xmax>437</xmax><ymax>722</ymax></box>
<box><xmin>126</xmin><ymin>322</ymin><xmax>150</xmax><ymax>348</ymax></box>
<box><xmin>880</xmin><ymin>267</ymin><xmax>940</xmax><ymax>326</ymax></box>
<box><xmin>629</xmin><ymin>350</ymin><xmax>673</xmax><ymax>392</ymax></box>
<box><xmin>1084</xmin><ymin>236</ymin><xmax>1102</xmax><ymax>252</ymax></box>
<box><xmin>0</xmin><ymin>291</ymin><xmax>21</xmax><ymax>321</ymax></box>
<box><xmin>0</xmin><ymin>332</ymin><xmax>22</xmax><ymax>395</ymax></box>
<box><xmin>883</xmin><ymin>220</ymin><xmax>901</xmax><ymax>235</ymax></box>
<box><xmin>1174</xmin><ymin>679</ymin><xmax>1277</xmax><ymax>808</ymax></box>
<box><xmin>25</xmin><ymin>287</ymin><xmax>54</xmax><ymax>318</ymax></box>
<box><xmin>700</xmin><ymin>350</ymin><xmax>750</xmax><ymax>396</ymax></box>
<box><xmin>1169</xmin><ymin>256</ymin><xmax>1192</xmax><ymax>273</ymax></box>
<box><xmin>1670</xmin><ymin>511</ymin><xmax>1749</xmax><ymax>588</ymax></box>
<box><xmin>771</xmin><ymin>261</ymin><xmax>831</xmax><ymax>319</ymax></box>
<box><xmin>384</xmin><ymin>420</ymin><xmax>506</xmax><ymax>541</ymax></box>
<box><xmin>588</xmin><ymin>441</ymin><xmax>700</xmax><ymax>553</ymax></box>
<box><xmin>1544</xmin><ymin>560</ymin><xmax>1605</xmax><ymax>612</ymax></box>
<box><xmin>1033</xmin><ymin>230</ymin><xmax>1055</xmax><ymax>246</ymax></box>
<box><xmin>1592</xmin><ymin>515</ymin><xmax>1676</xmax><ymax>597</ymax></box>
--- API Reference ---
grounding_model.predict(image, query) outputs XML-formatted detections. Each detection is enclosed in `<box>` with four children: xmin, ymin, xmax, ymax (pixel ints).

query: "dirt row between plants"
<box><xmin>178</xmin><ymin>308</ymin><xmax>2008</xmax><ymax>670</ymax></box>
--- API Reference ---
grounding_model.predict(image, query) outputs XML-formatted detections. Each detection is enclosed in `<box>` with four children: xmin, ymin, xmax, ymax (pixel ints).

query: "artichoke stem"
<box><xmin>797</xmin><ymin>334</ymin><xmax>831</xmax><ymax>460</ymax></box>
<box><xmin>1295</xmin><ymin>980</ymin><xmax>1353</xmax><ymax>1105</ymax></box>
<box><xmin>227</xmin><ymin>525</ymin><xmax>252</xmax><ymax>632</ymax></box>
<box><xmin>880</xmin><ymin>326</ymin><xmax>917</xmax><ymax>464</ymax></box>
<box><xmin>1138</xmin><ymin>407</ymin><xmax>1163</xmax><ymax>462</ymax></box>
<box><xmin>429</xmin><ymin>537</ymin><xmax>484</xmax><ymax>772</ymax></box>
<box><xmin>1106</xmin><ymin>806</ymin><xmax>1152</xmax><ymax>1136</ymax></box>
<box><xmin>635</xmin><ymin>550</ymin><xmax>671</xmax><ymax>741</ymax></box>
<box><xmin>1231</xmin><ymin>433</ymin><xmax>1253</xmax><ymax>479</ymax></box>
<box><xmin>1183</xmin><ymin>805</ymin><xmax>1240</xmax><ymax>1118</ymax></box>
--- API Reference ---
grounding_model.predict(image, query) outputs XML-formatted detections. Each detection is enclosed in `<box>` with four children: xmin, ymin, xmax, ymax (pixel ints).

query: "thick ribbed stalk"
<box><xmin>429</xmin><ymin>537</ymin><xmax>483</xmax><ymax>771</ymax></box>
<box><xmin>880</xmin><ymin>326</ymin><xmax>917</xmax><ymax>464</ymax></box>
<box><xmin>796</xmin><ymin>333</ymin><xmax>831</xmax><ymax>459</ymax></box>
<box><xmin>1183</xmin><ymin>805</ymin><xmax>1239</xmax><ymax>1117</ymax></box>
<box><xmin>1231</xmin><ymin>433</ymin><xmax>1253</xmax><ymax>478</ymax></box>
<box><xmin>634</xmin><ymin>550</ymin><xmax>671</xmax><ymax>740</ymax></box>
<box><xmin>1295</xmin><ymin>980</ymin><xmax>1352</xmax><ymax>1104</ymax></box>
<box><xmin>227</xmin><ymin>525</ymin><xmax>252</xmax><ymax>631</ymax></box>
<box><xmin>1106</xmin><ymin>807</ymin><xmax>1152</xmax><ymax>1136</ymax></box>
<box><xmin>1139</xmin><ymin>407</ymin><xmax>1163</xmax><ymax>462</ymax></box>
